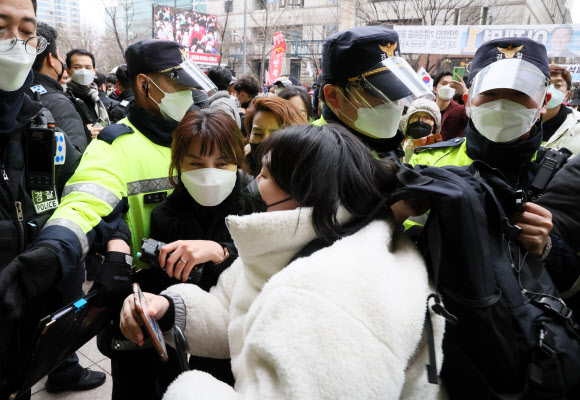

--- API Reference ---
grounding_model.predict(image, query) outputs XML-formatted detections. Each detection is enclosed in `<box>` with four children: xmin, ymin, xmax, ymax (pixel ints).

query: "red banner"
<box><xmin>187</xmin><ymin>52</ymin><xmax>221</xmax><ymax>65</ymax></box>
<box><xmin>266</xmin><ymin>32</ymin><xmax>286</xmax><ymax>84</ymax></box>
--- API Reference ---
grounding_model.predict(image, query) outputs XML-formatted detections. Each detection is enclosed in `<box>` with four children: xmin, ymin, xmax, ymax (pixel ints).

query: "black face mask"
<box><xmin>406</xmin><ymin>121</ymin><xmax>433</xmax><ymax>139</ymax></box>
<box><xmin>247</xmin><ymin>142</ymin><xmax>261</xmax><ymax>174</ymax></box>
<box><xmin>51</xmin><ymin>59</ymin><xmax>65</xmax><ymax>83</ymax></box>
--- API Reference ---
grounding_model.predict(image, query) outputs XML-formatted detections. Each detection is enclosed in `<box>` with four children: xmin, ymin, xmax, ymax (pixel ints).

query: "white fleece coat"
<box><xmin>163</xmin><ymin>208</ymin><xmax>445</xmax><ymax>400</ymax></box>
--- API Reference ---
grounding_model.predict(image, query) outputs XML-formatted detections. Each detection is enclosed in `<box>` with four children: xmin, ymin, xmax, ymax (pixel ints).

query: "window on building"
<box><xmin>326</xmin><ymin>25</ymin><xmax>338</xmax><ymax>36</ymax></box>
<box><xmin>290</xmin><ymin>59</ymin><xmax>301</xmax><ymax>78</ymax></box>
<box><xmin>480</xmin><ymin>6</ymin><xmax>488</xmax><ymax>25</ymax></box>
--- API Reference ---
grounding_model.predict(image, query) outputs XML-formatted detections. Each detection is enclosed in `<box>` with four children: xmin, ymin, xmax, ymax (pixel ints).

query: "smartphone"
<box><xmin>133</xmin><ymin>283</ymin><xmax>169</xmax><ymax>362</ymax></box>
<box><xmin>94</xmin><ymin>118</ymin><xmax>108</xmax><ymax>128</ymax></box>
<box><xmin>26</xmin><ymin>126</ymin><xmax>55</xmax><ymax>190</ymax></box>
<box><xmin>453</xmin><ymin>67</ymin><xmax>465</xmax><ymax>81</ymax></box>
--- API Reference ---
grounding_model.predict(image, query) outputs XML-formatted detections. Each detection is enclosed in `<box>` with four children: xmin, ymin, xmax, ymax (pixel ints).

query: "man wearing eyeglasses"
<box><xmin>0</xmin><ymin>0</ymin><xmax>103</xmax><ymax>398</ymax></box>
<box><xmin>542</xmin><ymin>65</ymin><xmax>580</xmax><ymax>155</ymax></box>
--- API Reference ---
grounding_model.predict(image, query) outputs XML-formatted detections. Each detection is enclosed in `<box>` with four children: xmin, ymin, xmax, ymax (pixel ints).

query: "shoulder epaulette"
<box><xmin>414</xmin><ymin>137</ymin><xmax>465</xmax><ymax>154</ymax></box>
<box><xmin>97</xmin><ymin>123</ymin><xmax>134</xmax><ymax>144</ymax></box>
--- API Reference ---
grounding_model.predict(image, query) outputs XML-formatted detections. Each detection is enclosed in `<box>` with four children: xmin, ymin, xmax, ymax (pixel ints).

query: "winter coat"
<box><xmin>162</xmin><ymin>207</ymin><xmax>445</xmax><ymax>400</ymax></box>
<box><xmin>108</xmin><ymin>89</ymin><xmax>135</xmax><ymax>124</ymax></box>
<box><xmin>147</xmin><ymin>176</ymin><xmax>243</xmax><ymax>293</ymax></box>
<box><xmin>208</xmin><ymin>91</ymin><xmax>242</xmax><ymax>129</ymax></box>
<box><xmin>30</xmin><ymin>73</ymin><xmax>90</xmax><ymax>152</ymax></box>
<box><xmin>545</xmin><ymin>107</ymin><xmax>580</xmax><ymax>155</ymax></box>
<box><xmin>440</xmin><ymin>100</ymin><xmax>467</xmax><ymax>141</ymax></box>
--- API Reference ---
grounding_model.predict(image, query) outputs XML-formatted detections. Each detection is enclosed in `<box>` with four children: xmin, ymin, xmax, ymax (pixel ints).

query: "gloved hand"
<box><xmin>0</xmin><ymin>246</ymin><xmax>61</xmax><ymax>319</ymax></box>
<box><xmin>92</xmin><ymin>251</ymin><xmax>133</xmax><ymax>310</ymax></box>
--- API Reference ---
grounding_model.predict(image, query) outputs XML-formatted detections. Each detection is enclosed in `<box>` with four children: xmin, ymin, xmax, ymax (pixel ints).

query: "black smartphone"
<box><xmin>26</xmin><ymin>127</ymin><xmax>55</xmax><ymax>191</ymax></box>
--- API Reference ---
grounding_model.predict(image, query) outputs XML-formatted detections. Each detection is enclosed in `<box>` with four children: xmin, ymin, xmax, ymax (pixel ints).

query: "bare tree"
<box><xmin>102</xmin><ymin>0</ymin><xmax>148</xmax><ymax>61</ymax></box>
<box><xmin>248</xmin><ymin>0</ymin><xmax>289</xmax><ymax>83</ymax></box>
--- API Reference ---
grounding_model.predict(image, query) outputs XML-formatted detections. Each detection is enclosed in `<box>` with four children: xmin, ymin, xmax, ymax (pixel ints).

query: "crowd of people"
<box><xmin>154</xmin><ymin>5</ymin><xmax>219</xmax><ymax>56</ymax></box>
<box><xmin>2</xmin><ymin>0</ymin><xmax>580</xmax><ymax>399</ymax></box>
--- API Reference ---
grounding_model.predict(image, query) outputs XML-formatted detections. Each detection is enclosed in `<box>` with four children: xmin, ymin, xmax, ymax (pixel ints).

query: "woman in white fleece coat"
<box><xmin>120</xmin><ymin>123</ymin><xmax>446</xmax><ymax>399</ymax></box>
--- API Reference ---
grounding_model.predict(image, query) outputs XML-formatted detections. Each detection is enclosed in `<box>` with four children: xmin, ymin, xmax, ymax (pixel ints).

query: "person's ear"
<box><xmin>540</xmin><ymin>92</ymin><xmax>552</xmax><ymax>115</ymax></box>
<box><xmin>47</xmin><ymin>53</ymin><xmax>56</xmax><ymax>68</ymax></box>
<box><xmin>565</xmin><ymin>90</ymin><xmax>571</xmax><ymax>103</ymax></box>
<box><xmin>323</xmin><ymin>84</ymin><xmax>341</xmax><ymax>109</ymax></box>
<box><xmin>136</xmin><ymin>74</ymin><xmax>149</xmax><ymax>97</ymax></box>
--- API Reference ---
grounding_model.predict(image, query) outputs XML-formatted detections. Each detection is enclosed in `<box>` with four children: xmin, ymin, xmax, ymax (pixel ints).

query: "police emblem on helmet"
<box><xmin>379</xmin><ymin>42</ymin><xmax>397</xmax><ymax>58</ymax></box>
<box><xmin>497</xmin><ymin>45</ymin><xmax>524</xmax><ymax>59</ymax></box>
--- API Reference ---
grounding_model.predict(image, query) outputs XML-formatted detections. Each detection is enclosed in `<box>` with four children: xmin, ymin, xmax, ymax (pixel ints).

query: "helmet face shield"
<box><xmin>161</xmin><ymin>59</ymin><xmax>217</xmax><ymax>94</ymax></box>
<box><xmin>349</xmin><ymin>56</ymin><xmax>435</xmax><ymax>108</ymax></box>
<box><xmin>468</xmin><ymin>59</ymin><xmax>549</xmax><ymax>108</ymax></box>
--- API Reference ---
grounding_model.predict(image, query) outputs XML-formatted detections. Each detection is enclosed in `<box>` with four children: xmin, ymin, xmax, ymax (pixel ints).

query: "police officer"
<box><xmin>409</xmin><ymin>38</ymin><xmax>575</xmax><ymax>279</ymax></box>
<box><xmin>0</xmin><ymin>0</ymin><xmax>103</xmax><ymax>397</ymax></box>
<box><xmin>30</xmin><ymin>22</ymin><xmax>91</xmax><ymax>152</ymax></box>
<box><xmin>0</xmin><ymin>38</ymin><xmax>217</xmax><ymax>399</ymax></box>
<box><xmin>313</xmin><ymin>26</ymin><xmax>433</xmax><ymax>158</ymax></box>
<box><xmin>108</xmin><ymin>64</ymin><xmax>134</xmax><ymax>124</ymax></box>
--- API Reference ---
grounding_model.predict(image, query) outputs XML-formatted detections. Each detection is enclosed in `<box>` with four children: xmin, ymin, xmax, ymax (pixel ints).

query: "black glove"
<box><xmin>0</xmin><ymin>246</ymin><xmax>61</xmax><ymax>319</ymax></box>
<box><xmin>92</xmin><ymin>251</ymin><xmax>133</xmax><ymax>309</ymax></box>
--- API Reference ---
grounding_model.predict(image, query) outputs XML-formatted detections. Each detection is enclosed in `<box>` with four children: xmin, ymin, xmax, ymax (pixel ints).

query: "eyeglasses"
<box><xmin>0</xmin><ymin>30</ymin><xmax>48</xmax><ymax>55</ymax></box>
<box><xmin>409</xmin><ymin>114</ymin><xmax>435</xmax><ymax>124</ymax></box>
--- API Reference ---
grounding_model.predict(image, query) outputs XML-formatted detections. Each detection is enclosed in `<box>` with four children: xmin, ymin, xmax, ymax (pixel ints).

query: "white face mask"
<box><xmin>438</xmin><ymin>85</ymin><xmax>455</xmax><ymax>101</ymax></box>
<box><xmin>547</xmin><ymin>84</ymin><xmax>567</xmax><ymax>109</ymax></box>
<box><xmin>0</xmin><ymin>41</ymin><xmax>36</xmax><ymax>91</ymax></box>
<box><xmin>352</xmin><ymin>102</ymin><xmax>404</xmax><ymax>139</ymax></box>
<box><xmin>71</xmin><ymin>68</ymin><xmax>95</xmax><ymax>86</ymax></box>
<box><xmin>147</xmin><ymin>77</ymin><xmax>193</xmax><ymax>122</ymax></box>
<box><xmin>180</xmin><ymin>168</ymin><xmax>237</xmax><ymax>207</ymax></box>
<box><xmin>467</xmin><ymin>99</ymin><xmax>539</xmax><ymax>143</ymax></box>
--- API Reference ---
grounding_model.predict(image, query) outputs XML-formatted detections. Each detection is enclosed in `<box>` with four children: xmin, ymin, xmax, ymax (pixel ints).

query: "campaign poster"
<box><xmin>153</xmin><ymin>5</ymin><xmax>220</xmax><ymax>65</ymax></box>
<box><xmin>395</xmin><ymin>24</ymin><xmax>580</xmax><ymax>58</ymax></box>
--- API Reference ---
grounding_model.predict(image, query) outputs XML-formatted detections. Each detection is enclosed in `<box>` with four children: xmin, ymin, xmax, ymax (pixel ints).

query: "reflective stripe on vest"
<box><xmin>62</xmin><ymin>183</ymin><xmax>120</xmax><ymax>208</ymax></box>
<box><xmin>43</xmin><ymin>218</ymin><xmax>90</xmax><ymax>257</ymax></box>
<box><xmin>126</xmin><ymin>177</ymin><xmax>174</xmax><ymax>196</ymax></box>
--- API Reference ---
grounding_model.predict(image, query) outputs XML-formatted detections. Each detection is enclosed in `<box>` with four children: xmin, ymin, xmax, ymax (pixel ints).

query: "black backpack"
<box><xmin>388</xmin><ymin>163</ymin><xmax>580</xmax><ymax>400</ymax></box>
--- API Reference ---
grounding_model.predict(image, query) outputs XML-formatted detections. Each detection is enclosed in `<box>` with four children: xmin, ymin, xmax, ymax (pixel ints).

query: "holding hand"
<box><xmin>119</xmin><ymin>292</ymin><xmax>169</xmax><ymax>346</ymax></box>
<box><xmin>510</xmin><ymin>202</ymin><xmax>553</xmax><ymax>257</ymax></box>
<box><xmin>159</xmin><ymin>240</ymin><xmax>226</xmax><ymax>282</ymax></box>
<box><xmin>88</xmin><ymin>124</ymin><xmax>103</xmax><ymax>139</ymax></box>
<box><xmin>448</xmin><ymin>74</ymin><xmax>467</xmax><ymax>96</ymax></box>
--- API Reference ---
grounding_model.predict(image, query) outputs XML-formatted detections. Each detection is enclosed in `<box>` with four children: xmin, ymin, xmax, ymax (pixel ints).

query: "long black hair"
<box><xmin>260</xmin><ymin>123</ymin><xmax>399</xmax><ymax>243</ymax></box>
<box><xmin>278</xmin><ymin>87</ymin><xmax>314</xmax><ymax>120</ymax></box>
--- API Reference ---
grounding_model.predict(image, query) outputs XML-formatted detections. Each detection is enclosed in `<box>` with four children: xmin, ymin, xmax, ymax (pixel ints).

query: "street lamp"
<box><xmin>243</xmin><ymin>0</ymin><xmax>247</xmax><ymax>74</ymax></box>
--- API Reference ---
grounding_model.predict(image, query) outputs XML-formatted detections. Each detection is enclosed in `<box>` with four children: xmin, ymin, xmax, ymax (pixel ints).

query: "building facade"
<box><xmin>204</xmin><ymin>0</ymin><xmax>573</xmax><ymax>83</ymax></box>
<box><xmin>37</xmin><ymin>0</ymin><xmax>81</xmax><ymax>35</ymax></box>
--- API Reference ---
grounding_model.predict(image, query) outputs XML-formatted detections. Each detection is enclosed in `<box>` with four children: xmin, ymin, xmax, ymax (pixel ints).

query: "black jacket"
<box><xmin>108</xmin><ymin>89</ymin><xmax>134</xmax><ymax>124</ymax></box>
<box><xmin>0</xmin><ymin>86</ymin><xmax>81</xmax><ymax>396</ymax></box>
<box><xmin>30</xmin><ymin>73</ymin><xmax>90</xmax><ymax>152</ymax></box>
<box><xmin>146</xmin><ymin>175</ymin><xmax>243</xmax><ymax>293</ymax></box>
<box><xmin>98</xmin><ymin>90</ymin><xmax>119</xmax><ymax>113</ymax></box>
<box><xmin>136</xmin><ymin>174</ymin><xmax>244</xmax><ymax>389</ymax></box>
<box><xmin>0</xmin><ymin>95</ymin><xmax>81</xmax><ymax>269</ymax></box>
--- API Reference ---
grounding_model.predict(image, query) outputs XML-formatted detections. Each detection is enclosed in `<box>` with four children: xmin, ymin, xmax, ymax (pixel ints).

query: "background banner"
<box><xmin>395</xmin><ymin>24</ymin><xmax>580</xmax><ymax>58</ymax></box>
<box><xmin>559</xmin><ymin>65</ymin><xmax>580</xmax><ymax>82</ymax></box>
<box><xmin>153</xmin><ymin>5</ymin><xmax>220</xmax><ymax>65</ymax></box>
<box><xmin>267</xmin><ymin>32</ymin><xmax>286</xmax><ymax>84</ymax></box>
